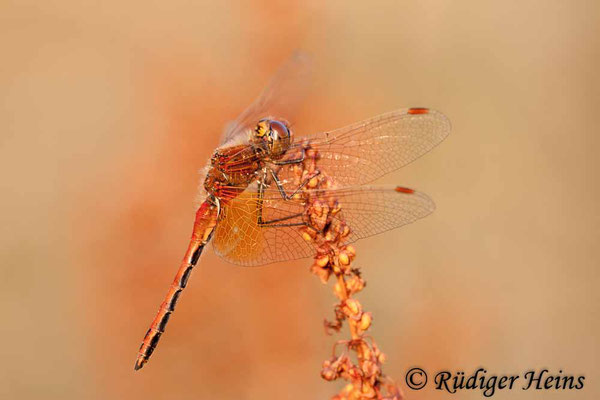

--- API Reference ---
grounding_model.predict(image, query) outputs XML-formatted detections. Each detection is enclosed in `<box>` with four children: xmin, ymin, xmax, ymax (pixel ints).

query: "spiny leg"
<box><xmin>255</xmin><ymin>168</ymin><xmax>305</xmax><ymax>227</ymax></box>
<box><xmin>254</xmin><ymin>165</ymin><xmax>316</xmax><ymax>228</ymax></box>
<box><xmin>255</xmin><ymin>148</ymin><xmax>322</xmax><ymax>228</ymax></box>
<box><xmin>264</xmin><ymin>167</ymin><xmax>329</xmax><ymax>233</ymax></box>
<box><xmin>269</xmin><ymin>167</ymin><xmax>321</xmax><ymax>201</ymax></box>
<box><xmin>270</xmin><ymin>147</ymin><xmax>306</xmax><ymax>166</ymax></box>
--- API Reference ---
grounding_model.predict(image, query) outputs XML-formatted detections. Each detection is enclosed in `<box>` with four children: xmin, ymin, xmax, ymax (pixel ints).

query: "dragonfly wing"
<box><xmin>323</xmin><ymin>186</ymin><xmax>435</xmax><ymax>244</ymax></box>
<box><xmin>212</xmin><ymin>188</ymin><xmax>313</xmax><ymax>266</ymax></box>
<box><xmin>219</xmin><ymin>51</ymin><xmax>312</xmax><ymax>146</ymax></box>
<box><xmin>290</xmin><ymin>108</ymin><xmax>451</xmax><ymax>187</ymax></box>
<box><xmin>212</xmin><ymin>185</ymin><xmax>435</xmax><ymax>267</ymax></box>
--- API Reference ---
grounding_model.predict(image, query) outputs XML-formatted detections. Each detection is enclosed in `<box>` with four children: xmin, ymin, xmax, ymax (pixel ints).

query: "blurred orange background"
<box><xmin>1</xmin><ymin>1</ymin><xmax>598</xmax><ymax>399</ymax></box>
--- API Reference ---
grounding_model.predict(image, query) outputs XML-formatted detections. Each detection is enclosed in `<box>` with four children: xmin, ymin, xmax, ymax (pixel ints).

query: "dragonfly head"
<box><xmin>252</xmin><ymin>118</ymin><xmax>292</xmax><ymax>159</ymax></box>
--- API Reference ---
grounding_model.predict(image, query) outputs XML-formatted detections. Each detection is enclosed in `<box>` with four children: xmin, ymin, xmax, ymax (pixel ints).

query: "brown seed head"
<box><xmin>358</xmin><ymin>312</ymin><xmax>372</xmax><ymax>331</ymax></box>
<box><xmin>344</xmin><ymin>245</ymin><xmax>356</xmax><ymax>258</ymax></box>
<box><xmin>302</xmin><ymin>231</ymin><xmax>313</xmax><ymax>242</ymax></box>
<box><xmin>316</xmin><ymin>254</ymin><xmax>330</xmax><ymax>267</ymax></box>
<box><xmin>346</xmin><ymin>275</ymin><xmax>365</xmax><ymax>294</ymax></box>
<box><xmin>361</xmin><ymin>382</ymin><xmax>376</xmax><ymax>398</ymax></box>
<box><xmin>324</xmin><ymin>230</ymin><xmax>336</xmax><ymax>242</ymax></box>
<box><xmin>339</xmin><ymin>252</ymin><xmax>350</xmax><ymax>266</ymax></box>
<box><xmin>344</xmin><ymin>299</ymin><xmax>361</xmax><ymax>316</ymax></box>
<box><xmin>321</xmin><ymin>367</ymin><xmax>337</xmax><ymax>381</ymax></box>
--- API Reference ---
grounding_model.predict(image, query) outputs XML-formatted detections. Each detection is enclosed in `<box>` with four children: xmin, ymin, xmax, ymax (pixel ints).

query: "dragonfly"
<box><xmin>134</xmin><ymin>53</ymin><xmax>450</xmax><ymax>370</ymax></box>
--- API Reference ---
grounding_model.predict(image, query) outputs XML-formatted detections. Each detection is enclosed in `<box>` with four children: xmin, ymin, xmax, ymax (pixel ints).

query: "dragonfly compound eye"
<box><xmin>266</xmin><ymin>119</ymin><xmax>292</xmax><ymax>158</ymax></box>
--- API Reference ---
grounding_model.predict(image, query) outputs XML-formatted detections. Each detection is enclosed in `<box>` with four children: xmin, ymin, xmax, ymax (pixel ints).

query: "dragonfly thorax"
<box><xmin>203</xmin><ymin>144</ymin><xmax>261</xmax><ymax>199</ymax></box>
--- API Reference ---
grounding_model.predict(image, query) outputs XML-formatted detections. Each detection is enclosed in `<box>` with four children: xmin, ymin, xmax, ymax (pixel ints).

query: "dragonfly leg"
<box><xmin>255</xmin><ymin>167</ymin><xmax>311</xmax><ymax>228</ymax></box>
<box><xmin>270</xmin><ymin>147</ymin><xmax>305</xmax><ymax>165</ymax></box>
<box><xmin>259</xmin><ymin>221</ymin><xmax>307</xmax><ymax>228</ymax></box>
<box><xmin>269</xmin><ymin>167</ymin><xmax>321</xmax><ymax>201</ymax></box>
<box><xmin>259</xmin><ymin>212</ymin><xmax>305</xmax><ymax>226</ymax></box>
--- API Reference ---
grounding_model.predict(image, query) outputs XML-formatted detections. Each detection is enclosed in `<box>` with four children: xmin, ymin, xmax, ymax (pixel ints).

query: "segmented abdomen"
<box><xmin>134</xmin><ymin>200</ymin><xmax>218</xmax><ymax>370</ymax></box>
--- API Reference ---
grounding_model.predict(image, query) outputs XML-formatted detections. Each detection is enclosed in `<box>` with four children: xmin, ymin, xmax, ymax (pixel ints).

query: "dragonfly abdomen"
<box><xmin>134</xmin><ymin>200</ymin><xmax>218</xmax><ymax>370</ymax></box>
<box><xmin>134</xmin><ymin>279</ymin><xmax>189</xmax><ymax>367</ymax></box>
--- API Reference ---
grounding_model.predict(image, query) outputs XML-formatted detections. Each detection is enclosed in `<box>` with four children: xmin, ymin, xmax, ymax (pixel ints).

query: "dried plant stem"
<box><xmin>292</xmin><ymin>141</ymin><xmax>403</xmax><ymax>400</ymax></box>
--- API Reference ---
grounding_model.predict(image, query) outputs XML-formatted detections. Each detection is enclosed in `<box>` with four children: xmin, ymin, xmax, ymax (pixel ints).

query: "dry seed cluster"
<box><xmin>287</xmin><ymin>141</ymin><xmax>403</xmax><ymax>400</ymax></box>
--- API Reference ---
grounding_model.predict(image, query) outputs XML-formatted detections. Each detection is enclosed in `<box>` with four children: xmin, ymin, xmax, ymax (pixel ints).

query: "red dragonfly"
<box><xmin>134</xmin><ymin>53</ymin><xmax>450</xmax><ymax>370</ymax></box>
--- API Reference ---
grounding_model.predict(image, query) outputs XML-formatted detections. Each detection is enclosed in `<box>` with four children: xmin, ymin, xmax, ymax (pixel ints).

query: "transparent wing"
<box><xmin>212</xmin><ymin>185</ymin><xmax>435</xmax><ymax>266</ymax></box>
<box><xmin>278</xmin><ymin>108</ymin><xmax>450</xmax><ymax>188</ymax></box>
<box><xmin>220</xmin><ymin>51</ymin><xmax>312</xmax><ymax>146</ymax></box>
<box><xmin>212</xmin><ymin>186</ymin><xmax>311</xmax><ymax>266</ymax></box>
